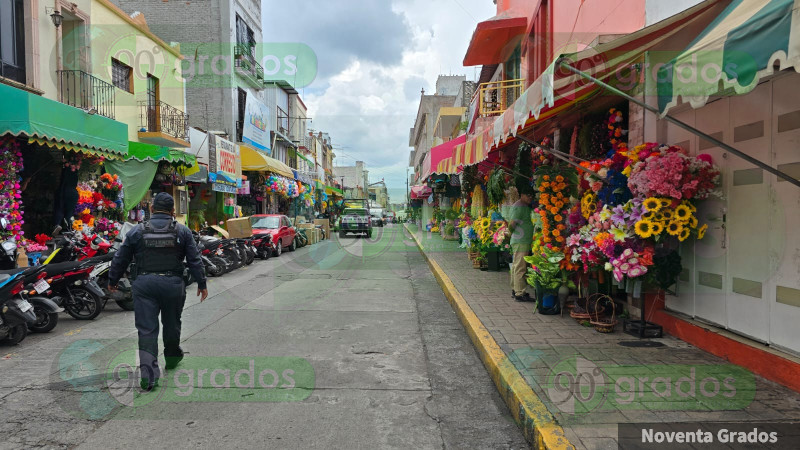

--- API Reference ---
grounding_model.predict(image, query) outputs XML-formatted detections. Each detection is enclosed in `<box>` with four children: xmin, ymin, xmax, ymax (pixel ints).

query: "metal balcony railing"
<box><xmin>58</xmin><ymin>70</ymin><xmax>116</xmax><ymax>119</ymax></box>
<box><xmin>475</xmin><ymin>78</ymin><xmax>524</xmax><ymax>117</ymax></box>
<box><xmin>139</xmin><ymin>100</ymin><xmax>189</xmax><ymax>140</ymax></box>
<box><xmin>276</xmin><ymin>106</ymin><xmax>289</xmax><ymax>135</ymax></box>
<box><xmin>234</xmin><ymin>44</ymin><xmax>265</xmax><ymax>83</ymax></box>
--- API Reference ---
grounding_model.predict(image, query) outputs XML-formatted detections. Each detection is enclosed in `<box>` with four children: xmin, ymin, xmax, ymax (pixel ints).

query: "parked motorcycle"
<box><xmin>250</xmin><ymin>235</ymin><xmax>274</xmax><ymax>260</ymax></box>
<box><xmin>0</xmin><ymin>266</ymin><xmax>63</xmax><ymax>333</ymax></box>
<box><xmin>0</xmin><ymin>272</ymin><xmax>38</xmax><ymax>344</ymax></box>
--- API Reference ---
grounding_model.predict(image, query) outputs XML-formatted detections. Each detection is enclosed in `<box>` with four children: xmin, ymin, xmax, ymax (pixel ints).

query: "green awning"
<box><xmin>298</xmin><ymin>153</ymin><xmax>313</xmax><ymax>165</ymax></box>
<box><xmin>126</xmin><ymin>141</ymin><xmax>196</xmax><ymax>166</ymax></box>
<box><xmin>0</xmin><ymin>82</ymin><xmax>127</xmax><ymax>156</ymax></box>
<box><xmin>326</xmin><ymin>185</ymin><xmax>343</xmax><ymax>195</ymax></box>
<box><xmin>658</xmin><ymin>0</ymin><xmax>800</xmax><ymax>113</ymax></box>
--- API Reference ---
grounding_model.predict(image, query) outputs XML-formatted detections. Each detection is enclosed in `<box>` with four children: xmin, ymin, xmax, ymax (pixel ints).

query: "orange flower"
<box><xmin>552</xmin><ymin>229</ymin><xmax>561</xmax><ymax>237</ymax></box>
<box><xmin>554</xmin><ymin>214</ymin><xmax>563</xmax><ymax>222</ymax></box>
<box><xmin>555</xmin><ymin>201</ymin><xmax>564</xmax><ymax>209</ymax></box>
<box><xmin>555</xmin><ymin>175</ymin><xmax>564</xmax><ymax>183</ymax></box>
<box><xmin>556</xmin><ymin>236</ymin><xmax>565</xmax><ymax>243</ymax></box>
<box><xmin>558</xmin><ymin>183</ymin><xmax>567</xmax><ymax>190</ymax></box>
<box><xmin>549</xmin><ymin>207</ymin><xmax>559</xmax><ymax>215</ymax></box>
<box><xmin>543</xmin><ymin>175</ymin><xmax>550</xmax><ymax>181</ymax></box>
<box><xmin>543</xmin><ymin>236</ymin><xmax>552</xmax><ymax>243</ymax></box>
<box><xmin>539</xmin><ymin>185</ymin><xmax>546</xmax><ymax>192</ymax></box>
<box><xmin>541</xmin><ymin>182</ymin><xmax>550</xmax><ymax>188</ymax></box>
<box><xmin>556</xmin><ymin>224</ymin><xmax>566</xmax><ymax>231</ymax></box>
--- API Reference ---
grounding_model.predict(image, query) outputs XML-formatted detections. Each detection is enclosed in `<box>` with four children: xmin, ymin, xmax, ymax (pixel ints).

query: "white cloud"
<box><xmin>264</xmin><ymin>0</ymin><xmax>496</xmax><ymax>193</ymax></box>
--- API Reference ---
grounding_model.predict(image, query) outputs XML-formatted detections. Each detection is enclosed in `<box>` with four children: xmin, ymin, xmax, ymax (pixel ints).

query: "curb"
<box><xmin>405</xmin><ymin>225</ymin><xmax>574</xmax><ymax>450</ymax></box>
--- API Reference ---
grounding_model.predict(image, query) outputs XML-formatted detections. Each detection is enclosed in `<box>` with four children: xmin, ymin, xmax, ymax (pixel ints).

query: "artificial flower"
<box><xmin>634</xmin><ymin>220</ymin><xmax>654</xmax><ymax>238</ymax></box>
<box><xmin>609</xmin><ymin>224</ymin><xmax>630</xmax><ymax>242</ymax></box>
<box><xmin>651</xmin><ymin>222</ymin><xmax>664</xmax><ymax>236</ymax></box>
<box><xmin>678</xmin><ymin>227</ymin><xmax>691</xmax><ymax>242</ymax></box>
<box><xmin>674</xmin><ymin>204</ymin><xmax>692</xmax><ymax>222</ymax></box>
<box><xmin>697</xmin><ymin>223</ymin><xmax>708</xmax><ymax>240</ymax></box>
<box><xmin>666</xmin><ymin>222</ymin><xmax>684</xmax><ymax>236</ymax></box>
<box><xmin>643</xmin><ymin>197</ymin><xmax>661</xmax><ymax>212</ymax></box>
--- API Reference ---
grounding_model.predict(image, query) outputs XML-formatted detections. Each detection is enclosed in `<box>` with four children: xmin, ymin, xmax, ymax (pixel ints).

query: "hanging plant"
<box><xmin>0</xmin><ymin>137</ymin><xmax>24</xmax><ymax>241</ymax></box>
<box><xmin>486</xmin><ymin>168</ymin><xmax>506</xmax><ymax>206</ymax></box>
<box><xmin>514</xmin><ymin>142</ymin><xmax>533</xmax><ymax>195</ymax></box>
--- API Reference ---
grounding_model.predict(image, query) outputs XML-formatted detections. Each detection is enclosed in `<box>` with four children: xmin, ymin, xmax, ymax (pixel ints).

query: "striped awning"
<box><xmin>457</xmin><ymin>0</ymin><xmax>723</xmax><ymax>166</ymax></box>
<box><xmin>658</xmin><ymin>0</ymin><xmax>800</xmax><ymax>114</ymax></box>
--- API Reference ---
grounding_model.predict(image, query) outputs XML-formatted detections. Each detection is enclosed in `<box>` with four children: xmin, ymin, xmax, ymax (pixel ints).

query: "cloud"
<box><xmin>266</xmin><ymin>2</ymin><xmax>413</xmax><ymax>81</ymax></box>
<box><xmin>264</xmin><ymin>0</ymin><xmax>496</xmax><ymax>192</ymax></box>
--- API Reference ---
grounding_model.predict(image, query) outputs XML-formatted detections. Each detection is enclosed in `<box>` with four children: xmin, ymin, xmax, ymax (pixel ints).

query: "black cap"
<box><xmin>152</xmin><ymin>192</ymin><xmax>175</xmax><ymax>212</ymax></box>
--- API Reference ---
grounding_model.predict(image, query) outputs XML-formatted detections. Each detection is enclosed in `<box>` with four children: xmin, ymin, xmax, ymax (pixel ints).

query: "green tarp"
<box><xmin>0</xmin><ymin>82</ymin><xmax>127</xmax><ymax>155</ymax></box>
<box><xmin>126</xmin><ymin>141</ymin><xmax>196</xmax><ymax>166</ymax></box>
<box><xmin>105</xmin><ymin>159</ymin><xmax>159</xmax><ymax>212</ymax></box>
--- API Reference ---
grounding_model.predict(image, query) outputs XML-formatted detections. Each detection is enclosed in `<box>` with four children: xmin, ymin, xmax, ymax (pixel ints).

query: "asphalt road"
<box><xmin>0</xmin><ymin>225</ymin><xmax>528</xmax><ymax>449</ymax></box>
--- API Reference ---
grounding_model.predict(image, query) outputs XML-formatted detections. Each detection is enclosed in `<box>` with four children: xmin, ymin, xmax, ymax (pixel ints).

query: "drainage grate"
<box><xmin>618</xmin><ymin>341</ymin><xmax>665</xmax><ymax>348</ymax></box>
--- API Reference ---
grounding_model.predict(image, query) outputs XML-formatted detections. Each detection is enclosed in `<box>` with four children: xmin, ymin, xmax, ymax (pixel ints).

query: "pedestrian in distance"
<box><xmin>108</xmin><ymin>192</ymin><xmax>209</xmax><ymax>391</ymax></box>
<box><xmin>508</xmin><ymin>191</ymin><xmax>534</xmax><ymax>302</ymax></box>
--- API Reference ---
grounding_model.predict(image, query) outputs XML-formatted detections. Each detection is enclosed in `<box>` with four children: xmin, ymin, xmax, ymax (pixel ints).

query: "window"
<box><xmin>111</xmin><ymin>58</ymin><xmax>132</xmax><ymax>92</ymax></box>
<box><xmin>235</xmin><ymin>14</ymin><xmax>255</xmax><ymax>57</ymax></box>
<box><xmin>0</xmin><ymin>0</ymin><xmax>26</xmax><ymax>84</ymax></box>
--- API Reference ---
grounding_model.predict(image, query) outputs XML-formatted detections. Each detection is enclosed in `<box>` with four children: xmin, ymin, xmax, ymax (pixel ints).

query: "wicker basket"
<box><xmin>589</xmin><ymin>293</ymin><xmax>617</xmax><ymax>333</ymax></box>
<box><xmin>472</xmin><ymin>258</ymin><xmax>482</xmax><ymax>269</ymax></box>
<box><xmin>570</xmin><ymin>293</ymin><xmax>606</xmax><ymax>322</ymax></box>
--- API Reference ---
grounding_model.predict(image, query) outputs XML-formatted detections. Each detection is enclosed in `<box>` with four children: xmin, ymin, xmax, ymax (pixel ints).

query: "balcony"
<box><xmin>57</xmin><ymin>70</ymin><xmax>115</xmax><ymax>120</ymax></box>
<box><xmin>276</xmin><ymin>106</ymin><xmax>289</xmax><ymax>136</ymax></box>
<box><xmin>138</xmin><ymin>100</ymin><xmax>190</xmax><ymax>147</ymax></box>
<box><xmin>234</xmin><ymin>44</ymin><xmax>265</xmax><ymax>89</ymax></box>
<box><xmin>476</xmin><ymin>78</ymin><xmax>524</xmax><ymax>117</ymax></box>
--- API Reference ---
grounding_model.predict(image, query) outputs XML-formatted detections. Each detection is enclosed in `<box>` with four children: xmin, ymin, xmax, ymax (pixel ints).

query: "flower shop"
<box><xmin>444</xmin><ymin>103</ymin><xmax>721</xmax><ymax>335</ymax></box>
<box><xmin>0</xmin><ymin>135</ymin><xmax>128</xmax><ymax>266</ymax></box>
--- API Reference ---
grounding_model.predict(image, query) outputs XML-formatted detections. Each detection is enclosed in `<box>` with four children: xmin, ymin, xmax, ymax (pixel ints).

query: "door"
<box><xmin>663</xmin><ymin>107</ymin><xmax>699</xmax><ymax>317</ymax></box>
<box><xmin>146</xmin><ymin>74</ymin><xmax>160</xmax><ymax>132</ymax></box>
<box><xmin>768</xmin><ymin>72</ymin><xmax>800</xmax><ymax>354</ymax></box>
<box><xmin>725</xmin><ymin>82</ymin><xmax>772</xmax><ymax>343</ymax></box>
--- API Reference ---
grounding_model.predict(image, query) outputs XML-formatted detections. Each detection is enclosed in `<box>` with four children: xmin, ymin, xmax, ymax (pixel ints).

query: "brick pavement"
<box><xmin>408</xmin><ymin>226</ymin><xmax>800</xmax><ymax>449</ymax></box>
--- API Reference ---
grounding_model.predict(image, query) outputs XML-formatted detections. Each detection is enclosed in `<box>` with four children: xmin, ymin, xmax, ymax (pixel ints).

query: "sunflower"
<box><xmin>661</xmin><ymin>209</ymin><xmax>674</xmax><ymax>221</ymax></box>
<box><xmin>643</xmin><ymin>197</ymin><xmax>661</xmax><ymax>212</ymax></box>
<box><xmin>697</xmin><ymin>223</ymin><xmax>708</xmax><ymax>240</ymax></box>
<box><xmin>688</xmin><ymin>216</ymin><xmax>698</xmax><ymax>228</ymax></box>
<box><xmin>674</xmin><ymin>204</ymin><xmax>691</xmax><ymax>222</ymax></box>
<box><xmin>634</xmin><ymin>220</ymin><xmax>654</xmax><ymax>238</ymax></box>
<box><xmin>651</xmin><ymin>222</ymin><xmax>664</xmax><ymax>235</ymax></box>
<box><xmin>478</xmin><ymin>217</ymin><xmax>491</xmax><ymax>230</ymax></box>
<box><xmin>666</xmin><ymin>221</ymin><xmax>683</xmax><ymax>236</ymax></box>
<box><xmin>678</xmin><ymin>227</ymin><xmax>691</xmax><ymax>242</ymax></box>
<box><xmin>642</xmin><ymin>211</ymin><xmax>655</xmax><ymax>220</ymax></box>
<box><xmin>659</xmin><ymin>198</ymin><xmax>671</xmax><ymax>209</ymax></box>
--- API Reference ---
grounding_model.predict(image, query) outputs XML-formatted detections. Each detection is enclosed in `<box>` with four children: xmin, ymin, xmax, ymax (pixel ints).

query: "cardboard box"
<box><xmin>298</xmin><ymin>223</ymin><xmax>314</xmax><ymax>229</ymax></box>
<box><xmin>314</xmin><ymin>219</ymin><xmax>329</xmax><ymax>240</ymax></box>
<box><xmin>311</xmin><ymin>229</ymin><xmax>320</xmax><ymax>244</ymax></box>
<box><xmin>226</xmin><ymin>217</ymin><xmax>252</xmax><ymax>239</ymax></box>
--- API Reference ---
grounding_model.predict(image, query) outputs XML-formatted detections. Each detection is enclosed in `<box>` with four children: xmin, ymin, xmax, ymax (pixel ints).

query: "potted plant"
<box><xmin>525</xmin><ymin>244</ymin><xmax>575</xmax><ymax>310</ymax></box>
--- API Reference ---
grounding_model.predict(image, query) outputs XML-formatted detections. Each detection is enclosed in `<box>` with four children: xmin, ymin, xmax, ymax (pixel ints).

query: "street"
<box><xmin>0</xmin><ymin>225</ymin><xmax>528</xmax><ymax>449</ymax></box>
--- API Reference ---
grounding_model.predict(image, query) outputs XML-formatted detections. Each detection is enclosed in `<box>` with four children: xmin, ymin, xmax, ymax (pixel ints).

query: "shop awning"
<box><xmin>410</xmin><ymin>185</ymin><xmax>432</xmax><ymax>199</ymax></box>
<box><xmin>431</xmin><ymin>134</ymin><xmax>466</xmax><ymax>175</ymax></box>
<box><xmin>419</xmin><ymin>151</ymin><xmax>433</xmax><ymax>182</ymax></box>
<box><xmin>0</xmin><ymin>82</ymin><xmax>127</xmax><ymax>158</ymax></box>
<box><xmin>463</xmin><ymin>11</ymin><xmax>527</xmax><ymax>66</ymax></box>
<box><xmin>658</xmin><ymin>0</ymin><xmax>800</xmax><ymax>114</ymax></box>
<box><xmin>240</xmin><ymin>144</ymin><xmax>294</xmax><ymax>177</ymax></box>
<box><xmin>325</xmin><ymin>185</ymin><xmax>343</xmax><ymax>195</ymax></box>
<box><xmin>126</xmin><ymin>141</ymin><xmax>196</xmax><ymax>166</ymax></box>
<box><xmin>457</xmin><ymin>0</ymin><xmax>725</xmax><ymax>167</ymax></box>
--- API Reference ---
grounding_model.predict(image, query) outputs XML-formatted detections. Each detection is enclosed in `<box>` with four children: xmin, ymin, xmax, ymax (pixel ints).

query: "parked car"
<box><xmin>250</xmin><ymin>215</ymin><xmax>297</xmax><ymax>256</ymax></box>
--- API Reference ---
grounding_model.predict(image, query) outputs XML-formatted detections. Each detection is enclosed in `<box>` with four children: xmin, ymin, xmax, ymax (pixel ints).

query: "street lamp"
<box><xmin>46</xmin><ymin>8</ymin><xmax>64</xmax><ymax>28</ymax></box>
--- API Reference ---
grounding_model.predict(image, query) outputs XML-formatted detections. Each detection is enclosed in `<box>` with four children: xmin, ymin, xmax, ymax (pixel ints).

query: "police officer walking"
<box><xmin>109</xmin><ymin>192</ymin><xmax>208</xmax><ymax>391</ymax></box>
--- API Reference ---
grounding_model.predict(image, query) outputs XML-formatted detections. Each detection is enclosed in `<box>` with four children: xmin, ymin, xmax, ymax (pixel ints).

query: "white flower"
<box><xmin>604</xmin><ymin>262</ymin><xmax>613</xmax><ymax>271</ymax></box>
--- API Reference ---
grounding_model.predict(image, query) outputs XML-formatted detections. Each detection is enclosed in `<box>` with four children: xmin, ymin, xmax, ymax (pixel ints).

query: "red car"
<box><xmin>250</xmin><ymin>215</ymin><xmax>296</xmax><ymax>256</ymax></box>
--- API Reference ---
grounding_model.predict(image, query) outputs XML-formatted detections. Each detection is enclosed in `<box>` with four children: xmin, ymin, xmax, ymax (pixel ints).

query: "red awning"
<box><xmin>463</xmin><ymin>12</ymin><xmax>527</xmax><ymax>66</ymax></box>
<box><xmin>410</xmin><ymin>185</ymin><xmax>432</xmax><ymax>199</ymax></box>
<box><xmin>430</xmin><ymin>134</ymin><xmax>466</xmax><ymax>175</ymax></box>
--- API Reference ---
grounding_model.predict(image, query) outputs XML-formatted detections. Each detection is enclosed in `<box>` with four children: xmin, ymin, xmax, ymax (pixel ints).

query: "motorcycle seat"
<box><xmin>41</xmin><ymin>261</ymin><xmax>86</xmax><ymax>275</ymax></box>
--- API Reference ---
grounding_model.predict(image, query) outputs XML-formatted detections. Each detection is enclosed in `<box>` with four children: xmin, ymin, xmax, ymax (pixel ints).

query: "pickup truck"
<box><xmin>339</xmin><ymin>208</ymin><xmax>372</xmax><ymax>238</ymax></box>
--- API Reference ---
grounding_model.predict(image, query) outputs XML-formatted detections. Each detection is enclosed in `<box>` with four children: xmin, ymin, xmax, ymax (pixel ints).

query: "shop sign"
<box><xmin>208</xmin><ymin>134</ymin><xmax>242</xmax><ymax>189</ymax></box>
<box><xmin>212</xmin><ymin>182</ymin><xmax>238</xmax><ymax>193</ymax></box>
<box><xmin>242</xmin><ymin>93</ymin><xmax>271</xmax><ymax>154</ymax></box>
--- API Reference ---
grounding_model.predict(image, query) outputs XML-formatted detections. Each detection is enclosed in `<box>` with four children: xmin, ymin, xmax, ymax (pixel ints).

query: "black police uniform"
<box><xmin>109</xmin><ymin>207</ymin><xmax>206</xmax><ymax>384</ymax></box>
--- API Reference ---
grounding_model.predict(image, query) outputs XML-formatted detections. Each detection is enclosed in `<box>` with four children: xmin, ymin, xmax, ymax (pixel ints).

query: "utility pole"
<box><xmin>406</xmin><ymin>168</ymin><xmax>410</xmax><ymax>209</ymax></box>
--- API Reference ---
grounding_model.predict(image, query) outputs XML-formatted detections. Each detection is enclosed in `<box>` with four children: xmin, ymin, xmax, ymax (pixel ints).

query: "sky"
<box><xmin>263</xmin><ymin>0</ymin><xmax>497</xmax><ymax>203</ymax></box>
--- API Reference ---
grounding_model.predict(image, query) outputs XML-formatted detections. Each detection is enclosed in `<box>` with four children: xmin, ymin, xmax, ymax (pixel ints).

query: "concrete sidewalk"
<box><xmin>406</xmin><ymin>225</ymin><xmax>800</xmax><ymax>449</ymax></box>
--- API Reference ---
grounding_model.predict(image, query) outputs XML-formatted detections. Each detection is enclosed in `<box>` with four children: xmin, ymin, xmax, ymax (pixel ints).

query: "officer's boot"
<box><xmin>164</xmin><ymin>346</ymin><xmax>185</xmax><ymax>370</ymax></box>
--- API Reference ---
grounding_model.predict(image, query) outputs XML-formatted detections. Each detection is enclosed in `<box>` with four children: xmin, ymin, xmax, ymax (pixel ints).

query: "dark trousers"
<box><xmin>132</xmin><ymin>274</ymin><xmax>186</xmax><ymax>381</ymax></box>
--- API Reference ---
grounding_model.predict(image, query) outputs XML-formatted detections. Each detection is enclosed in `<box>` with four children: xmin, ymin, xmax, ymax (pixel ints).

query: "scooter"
<box><xmin>0</xmin><ymin>272</ymin><xmax>38</xmax><ymax>344</ymax></box>
<box><xmin>0</xmin><ymin>266</ymin><xmax>63</xmax><ymax>333</ymax></box>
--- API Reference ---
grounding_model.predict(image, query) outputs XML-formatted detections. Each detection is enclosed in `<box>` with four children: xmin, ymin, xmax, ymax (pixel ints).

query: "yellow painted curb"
<box><xmin>405</xmin><ymin>225</ymin><xmax>575</xmax><ymax>450</ymax></box>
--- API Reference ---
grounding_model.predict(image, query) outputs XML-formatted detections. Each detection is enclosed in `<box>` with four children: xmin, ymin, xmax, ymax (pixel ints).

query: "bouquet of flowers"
<box><xmin>627</xmin><ymin>145</ymin><xmax>720</xmax><ymax>200</ymax></box>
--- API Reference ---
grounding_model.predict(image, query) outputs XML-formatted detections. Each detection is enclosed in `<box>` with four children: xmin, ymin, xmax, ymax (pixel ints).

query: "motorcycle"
<box><xmin>236</xmin><ymin>238</ymin><xmax>256</xmax><ymax>265</ymax></box>
<box><xmin>194</xmin><ymin>233</ymin><xmax>228</xmax><ymax>277</ymax></box>
<box><xmin>0</xmin><ymin>272</ymin><xmax>38</xmax><ymax>344</ymax></box>
<box><xmin>250</xmin><ymin>235</ymin><xmax>274</xmax><ymax>260</ymax></box>
<box><xmin>0</xmin><ymin>266</ymin><xmax>64</xmax><ymax>333</ymax></box>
